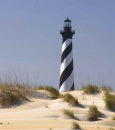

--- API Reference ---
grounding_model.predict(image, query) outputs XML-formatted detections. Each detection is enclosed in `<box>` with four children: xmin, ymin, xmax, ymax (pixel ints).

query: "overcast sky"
<box><xmin>0</xmin><ymin>0</ymin><xmax>115</xmax><ymax>90</ymax></box>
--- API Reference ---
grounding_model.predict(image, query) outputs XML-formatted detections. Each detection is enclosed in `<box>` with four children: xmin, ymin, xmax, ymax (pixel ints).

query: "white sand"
<box><xmin>0</xmin><ymin>90</ymin><xmax>115</xmax><ymax>130</ymax></box>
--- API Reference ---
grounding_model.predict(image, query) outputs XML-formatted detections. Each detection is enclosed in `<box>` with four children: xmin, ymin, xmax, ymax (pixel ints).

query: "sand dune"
<box><xmin>0</xmin><ymin>90</ymin><xmax>115</xmax><ymax>130</ymax></box>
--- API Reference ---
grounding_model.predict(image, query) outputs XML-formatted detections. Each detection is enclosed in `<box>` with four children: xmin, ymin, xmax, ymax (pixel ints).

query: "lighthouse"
<box><xmin>59</xmin><ymin>18</ymin><xmax>75</xmax><ymax>92</ymax></box>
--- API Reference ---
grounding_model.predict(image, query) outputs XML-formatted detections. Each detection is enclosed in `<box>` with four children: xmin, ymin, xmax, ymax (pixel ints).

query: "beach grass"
<box><xmin>62</xmin><ymin>109</ymin><xmax>74</xmax><ymax>118</ymax></box>
<box><xmin>38</xmin><ymin>86</ymin><xmax>60</xmax><ymax>99</ymax></box>
<box><xmin>104</xmin><ymin>93</ymin><xmax>115</xmax><ymax>111</ymax></box>
<box><xmin>112</xmin><ymin>116</ymin><xmax>115</xmax><ymax>121</ymax></box>
<box><xmin>88</xmin><ymin>105</ymin><xmax>101</xmax><ymax>121</ymax></box>
<box><xmin>109</xmin><ymin>128</ymin><xmax>115</xmax><ymax>130</ymax></box>
<box><xmin>72</xmin><ymin>121</ymin><xmax>81</xmax><ymax>129</ymax></box>
<box><xmin>101</xmin><ymin>85</ymin><xmax>113</xmax><ymax>92</ymax></box>
<box><xmin>62</xmin><ymin>93</ymin><xmax>79</xmax><ymax>106</ymax></box>
<box><xmin>82</xmin><ymin>84</ymin><xmax>99</xmax><ymax>94</ymax></box>
<box><xmin>0</xmin><ymin>82</ymin><xmax>31</xmax><ymax>107</ymax></box>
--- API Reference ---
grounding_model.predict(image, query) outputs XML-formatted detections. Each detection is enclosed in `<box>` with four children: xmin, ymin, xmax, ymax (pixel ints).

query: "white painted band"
<box><xmin>60</xmin><ymin>51</ymin><xmax>73</xmax><ymax>76</ymax></box>
<box><xmin>62</xmin><ymin>39</ymin><xmax>72</xmax><ymax>53</ymax></box>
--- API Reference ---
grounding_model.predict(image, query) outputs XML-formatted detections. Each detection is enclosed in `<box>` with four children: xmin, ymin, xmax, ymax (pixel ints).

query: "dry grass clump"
<box><xmin>101</xmin><ymin>86</ymin><xmax>108</xmax><ymax>92</ymax></box>
<box><xmin>112</xmin><ymin>116</ymin><xmax>115</xmax><ymax>121</ymax></box>
<box><xmin>109</xmin><ymin>128</ymin><xmax>115</xmax><ymax>130</ymax></box>
<box><xmin>0</xmin><ymin>72</ymin><xmax>33</xmax><ymax>108</ymax></box>
<box><xmin>72</xmin><ymin>121</ymin><xmax>81</xmax><ymax>129</ymax></box>
<box><xmin>88</xmin><ymin>105</ymin><xmax>101</xmax><ymax>121</ymax></box>
<box><xmin>59</xmin><ymin>94</ymin><xmax>64</xmax><ymax>98</ymax></box>
<box><xmin>104</xmin><ymin>93</ymin><xmax>115</xmax><ymax>111</ymax></box>
<box><xmin>62</xmin><ymin>109</ymin><xmax>74</xmax><ymax>118</ymax></box>
<box><xmin>0</xmin><ymin>83</ymin><xmax>30</xmax><ymax>108</ymax></box>
<box><xmin>37</xmin><ymin>85</ymin><xmax>45</xmax><ymax>90</ymax></box>
<box><xmin>101</xmin><ymin>85</ymin><xmax>113</xmax><ymax>93</ymax></box>
<box><xmin>63</xmin><ymin>93</ymin><xmax>79</xmax><ymax>106</ymax></box>
<box><xmin>38</xmin><ymin>86</ymin><xmax>60</xmax><ymax>99</ymax></box>
<box><xmin>82</xmin><ymin>84</ymin><xmax>99</xmax><ymax>94</ymax></box>
<box><xmin>108</xmin><ymin>86</ymin><xmax>113</xmax><ymax>91</ymax></box>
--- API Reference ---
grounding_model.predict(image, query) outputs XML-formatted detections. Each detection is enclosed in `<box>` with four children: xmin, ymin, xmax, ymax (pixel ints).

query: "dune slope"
<box><xmin>0</xmin><ymin>90</ymin><xmax>115</xmax><ymax>130</ymax></box>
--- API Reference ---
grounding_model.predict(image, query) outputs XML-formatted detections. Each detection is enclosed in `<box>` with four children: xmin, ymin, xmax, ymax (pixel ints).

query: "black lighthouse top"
<box><xmin>60</xmin><ymin>18</ymin><xmax>75</xmax><ymax>38</ymax></box>
<box><xmin>64</xmin><ymin>17</ymin><xmax>71</xmax><ymax>22</ymax></box>
<box><xmin>64</xmin><ymin>18</ymin><xmax>71</xmax><ymax>28</ymax></box>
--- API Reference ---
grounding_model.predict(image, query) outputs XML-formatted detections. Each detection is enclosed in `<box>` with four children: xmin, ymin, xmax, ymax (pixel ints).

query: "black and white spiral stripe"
<box><xmin>59</xmin><ymin>38</ymin><xmax>74</xmax><ymax>92</ymax></box>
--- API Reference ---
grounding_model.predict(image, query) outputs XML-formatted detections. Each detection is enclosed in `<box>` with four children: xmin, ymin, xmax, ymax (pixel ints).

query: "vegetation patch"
<box><xmin>0</xmin><ymin>83</ymin><xmax>29</xmax><ymax>108</ymax></box>
<box><xmin>82</xmin><ymin>84</ymin><xmax>99</xmax><ymax>94</ymax></box>
<box><xmin>104</xmin><ymin>93</ymin><xmax>115</xmax><ymax>111</ymax></box>
<box><xmin>88</xmin><ymin>105</ymin><xmax>101</xmax><ymax>121</ymax></box>
<box><xmin>62</xmin><ymin>109</ymin><xmax>74</xmax><ymax>118</ymax></box>
<box><xmin>72</xmin><ymin>121</ymin><xmax>81</xmax><ymax>129</ymax></box>
<box><xmin>37</xmin><ymin>85</ymin><xmax>45</xmax><ymax>90</ymax></box>
<box><xmin>109</xmin><ymin>128</ymin><xmax>115</xmax><ymax>130</ymax></box>
<box><xmin>62</xmin><ymin>93</ymin><xmax>79</xmax><ymax>106</ymax></box>
<box><xmin>101</xmin><ymin>85</ymin><xmax>113</xmax><ymax>93</ymax></box>
<box><xmin>45</xmin><ymin>104</ymin><xmax>48</xmax><ymax>108</ymax></box>
<box><xmin>112</xmin><ymin>116</ymin><xmax>115</xmax><ymax>121</ymax></box>
<box><xmin>38</xmin><ymin>86</ymin><xmax>60</xmax><ymax>99</ymax></box>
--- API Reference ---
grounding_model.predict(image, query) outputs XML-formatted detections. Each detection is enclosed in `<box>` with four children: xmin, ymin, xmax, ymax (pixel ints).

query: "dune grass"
<box><xmin>88</xmin><ymin>105</ymin><xmax>101</xmax><ymax>121</ymax></box>
<box><xmin>0</xmin><ymin>72</ymin><xmax>35</xmax><ymax>108</ymax></box>
<box><xmin>82</xmin><ymin>84</ymin><xmax>99</xmax><ymax>94</ymax></box>
<box><xmin>109</xmin><ymin>128</ymin><xmax>115</xmax><ymax>130</ymax></box>
<box><xmin>104</xmin><ymin>93</ymin><xmax>115</xmax><ymax>111</ymax></box>
<box><xmin>112</xmin><ymin>116</ymin><xmax>115</xmax><ymax>121</ymax></box>
<box><xmin>62</xmin><ymin>109</ymin><xmax>74</xmax><ymax>118</ymax></box>
<box><xmin>0</xmin><ymin>72</ymin><xmax>59</xmax><ymax>107</ymax></box>
<box><xmin>37</xmin><ymin>85</ymin><xmax>45</xmax><ymax>90</ymax></box>
<box><xmin>0</xmin><ymin>81</ymin><xmax>33</xmax><ymax>108</ymax></box>
<box><xmin>0</xmin><ymin>82</ymin><xmax>31</xmax><ymax>108</ymax></box>
<box><xmin>62</xmin><ymin>93</ymin><xmax>79</xmax><ymax>106</ymax></box>
<box><xmin>72</xmin><ymin>121</ymin><xmax>81</xmax><ymax>129</ymax></box>
<box><xmin>101</xmin><ymin>85</ymin><xmax>113</xmax><ymax>92</ymax></box>
<box><xmin>38</xmin><ymin>86</ymin><xmax>60</xmax><ymax>99</ymax></box>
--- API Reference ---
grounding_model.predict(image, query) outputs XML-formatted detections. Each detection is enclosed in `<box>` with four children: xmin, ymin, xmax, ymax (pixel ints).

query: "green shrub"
<box><xmin>88</xmin><ymin>106</ymin><xmax>101</xmax><ymax>121</ymax></box>
<box><xmin>72</xmin><ymin>121</ymin><xmax>81</xmax><ymax>129</ymax></box>
<box><xmin>104</xmin><ymin>93</ymin><xmax>115</xmax><ymax>111</ymax></box>
<box><xmin>63</xmin><ymin>93</ymin><xmax>79</xmax><ymax>106</ymax></box>
<box><xmin>82</xmin><ymin>84</ymin><xmax>99</xmax><ymax>94</ymax></box>
<box><xmin>62</xmin><ymin>109</ymin><xmax>74</xmax><ymax>118</ymax></box>
<box><xmin>38</xmin><ymin>86</ymin><xmax>60</xmax><ymax>99</ymax></box>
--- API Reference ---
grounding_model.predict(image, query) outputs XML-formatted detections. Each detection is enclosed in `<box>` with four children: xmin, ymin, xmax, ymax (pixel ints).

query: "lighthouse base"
<box><xmin>70</xmin><ymin>83</ymin><xmax>74</xmax><ymax>91</ymax></box>
<box><xmin>59</xmin><ymin>82</ymin><xmax>74</xmax><ymax>92</ymax></box>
